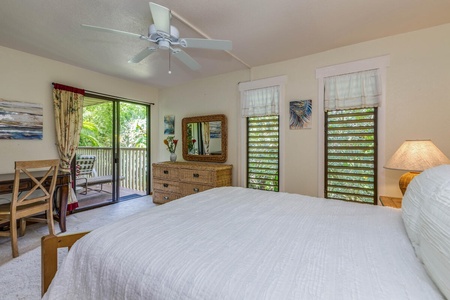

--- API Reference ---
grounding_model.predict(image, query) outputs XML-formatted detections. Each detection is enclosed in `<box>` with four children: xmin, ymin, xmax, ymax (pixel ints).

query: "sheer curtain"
<box><xmin>241</xmin><ymin>85</ymin><xmax>280</xmax><ymax>117</ymax></box>
<box><xmin>324</xmin><ymin>69</ymin><xmax>381</xmax><ymax>111</ymax></box>
<box><xmin>53</xmin><ymin>83</ymin><xmax>84</xmax><ymax>211</ymax></box>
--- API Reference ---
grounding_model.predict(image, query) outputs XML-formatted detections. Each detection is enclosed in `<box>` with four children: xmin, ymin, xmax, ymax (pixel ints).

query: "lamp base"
<box><xmin>399</xmin><ymin>172</ymin><xmax>420</xmax><ymax>195</ymax></box>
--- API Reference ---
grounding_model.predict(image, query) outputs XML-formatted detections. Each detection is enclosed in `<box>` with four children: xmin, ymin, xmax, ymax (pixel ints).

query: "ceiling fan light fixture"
<box><xmin>159</xmin><ymin>40</ymin><xmax>170</xmax><ymax>50</ymax></box>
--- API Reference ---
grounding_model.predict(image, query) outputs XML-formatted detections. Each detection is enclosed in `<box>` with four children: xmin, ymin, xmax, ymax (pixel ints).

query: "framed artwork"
<box><xmin>164</xmin><ymin>115</ymin><xmax>175</xmax><ymax>135</ymax></box>
<box><xmin>209</xmin><ymin>121</ymin><xmax>221</xmax><ymax>138</ymax></box>
<box><xmin>0</xmin><ymin>98</ymin><xmax>43</xmax><ymax>139</ymax></box>
<box><xmin>289</xmin><ymin>100</ymin><xmax>312</xmax><ymax>129</ymax></box>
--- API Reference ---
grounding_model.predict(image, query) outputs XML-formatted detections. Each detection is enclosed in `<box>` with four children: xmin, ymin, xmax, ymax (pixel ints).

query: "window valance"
<box><xmin>241</xmin><ymin>85</ymin><xmax>280</xmax><ymax>117</ymax></box>
<box><xmin>324</xmin><ymin>69</ymin><xmax>381</xmax><ymax>111</ymax></box>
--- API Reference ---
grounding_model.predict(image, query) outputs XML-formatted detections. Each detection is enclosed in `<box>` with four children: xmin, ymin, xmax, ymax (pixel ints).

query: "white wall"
<box><xmin>0</xmin><ymin>46</ymin><xmax>159</xmax><ymax>174</ymax></box>
<box><xmin>158</xmin><ymin>70</ymin><xmax>250</xmax><ymax>182</ymax></box>
<box><xmin>159</xmin><ymin>23</ymin><xmax>450</xmax><ymax>198</ymax></box>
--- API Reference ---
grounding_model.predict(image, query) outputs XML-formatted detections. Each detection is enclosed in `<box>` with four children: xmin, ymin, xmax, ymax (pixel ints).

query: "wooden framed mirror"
<box><xmin>182</xmin><ymin>114</ymin><xmax>227</xmax><ymax>163</ymax></box>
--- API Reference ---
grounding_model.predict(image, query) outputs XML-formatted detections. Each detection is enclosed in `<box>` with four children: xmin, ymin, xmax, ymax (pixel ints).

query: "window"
<box><xmin>238</xmin><ymin>76</ymin><xmax>287</xmax><ymax>191</ymax></box>
<box><xmin>325</xmin><ymin>107</ymin><xmax>377</xmax><ymax>203</ymax></box>
<box><xmin>316</xmin><ymin>56</ymin><xmax>389</xmax><ymax>200</ymax></box>
<box><xmin>247</xmin><ymin>115</ymin><xmax>279</xmax><ymax>191</ymax></box>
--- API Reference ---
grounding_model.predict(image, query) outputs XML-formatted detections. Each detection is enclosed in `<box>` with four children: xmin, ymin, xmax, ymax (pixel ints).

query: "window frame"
<box><xmin>238</xmin><ymin>76</ymin><xmax>287</xmax><ymax>191</ymax></box>
<box><xmin>316</xmin><ymin>56</ymin><xmax>389</xmax><ymax>199</ymax></box>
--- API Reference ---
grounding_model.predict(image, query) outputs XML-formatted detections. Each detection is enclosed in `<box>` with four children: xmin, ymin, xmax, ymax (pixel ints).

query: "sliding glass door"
<box><xmin>117</xmin><ymin>102</ymin><xmax>150</xmax><ymax>202</ymax></box>
<box><xmin>74</xmin><ymin>95</ymin><xmax>150</xmax><ymax>210</ymax></box>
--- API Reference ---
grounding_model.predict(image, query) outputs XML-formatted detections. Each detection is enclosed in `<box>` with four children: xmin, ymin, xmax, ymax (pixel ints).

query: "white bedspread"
<box><xmin>43</xmin><ymin>187</ymin><xmax>443</xmax><ymax>299</ymax></box>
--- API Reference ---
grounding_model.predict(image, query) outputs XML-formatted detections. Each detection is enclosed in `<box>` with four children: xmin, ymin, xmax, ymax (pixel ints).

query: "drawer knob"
<box><xmin>193</xmin><ymin>173</ymin><xmax>200</xmax><ymax>178</ymax></box>
<box><xmin>163</xmin><ymin>196</ymin><xmax>169</xmax><ymax>200</ymax></box>
<box><xmin>163</xmin><ymin>170</ymin><xmax>169</xmax><ymax>174</ymax></box>
<box><xmin>163</xmin><ymin>183</ymin><xmax>169</xmax><ymax>188</ymax></box>
<box><xmin>193</xmin><ymin>188</ymin><xmax>199</xmax><ymax>193</ymax></box>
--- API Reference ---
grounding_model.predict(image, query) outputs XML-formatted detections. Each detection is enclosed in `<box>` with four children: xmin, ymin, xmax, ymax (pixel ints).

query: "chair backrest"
<box><xmin>11</xmin><ymin>159</ymin><xmax>60</xmax><ymax>209</ymax></box>
<box><xmin>76</xmin><ymin>155</ymin><xmax>97</xmax><ymax>177</ymax></box>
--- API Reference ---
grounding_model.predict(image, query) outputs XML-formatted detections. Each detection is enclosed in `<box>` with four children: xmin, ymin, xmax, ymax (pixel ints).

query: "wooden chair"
<box><xmin>0</xmin><ymin>159</ymin><xmax>60</xmax><ymax>258</ymax></box>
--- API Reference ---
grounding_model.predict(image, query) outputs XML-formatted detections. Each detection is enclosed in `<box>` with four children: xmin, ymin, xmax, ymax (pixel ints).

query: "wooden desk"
<box><xmin>379</xmin><ymin>196</ymin><xmax>402</xmax><ymax>208</ymax></box>
<box><xmin>0</xmin><ymin>171</ymin><xmax>70</xmax><ymax>232</ymax></box>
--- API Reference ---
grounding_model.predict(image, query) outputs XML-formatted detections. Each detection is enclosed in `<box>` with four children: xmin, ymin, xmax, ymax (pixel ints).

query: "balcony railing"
<box><xmin>77</xmin><ymin>147</ymin><xmax>147</xmax><ymax>192</ymax></box>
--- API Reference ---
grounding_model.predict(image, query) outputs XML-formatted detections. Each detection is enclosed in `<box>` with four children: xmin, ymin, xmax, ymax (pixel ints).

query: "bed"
<box><xmin>42</xmin><ymin>165</ymin><xmax>450</xmax><ymax>299</ymax></box>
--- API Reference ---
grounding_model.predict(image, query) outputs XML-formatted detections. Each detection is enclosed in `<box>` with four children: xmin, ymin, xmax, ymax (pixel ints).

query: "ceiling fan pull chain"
<box><xmin>168</xmin><ymin>50</ymin><xmax>172</xmax><ymax>74</ymax></box>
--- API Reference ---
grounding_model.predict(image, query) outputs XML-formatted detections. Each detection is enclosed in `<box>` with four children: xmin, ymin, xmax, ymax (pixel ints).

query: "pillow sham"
<box><xmin>417</xmin><ymin>165</ymin><xmax>450</xmax><ymax>298</ymax></box>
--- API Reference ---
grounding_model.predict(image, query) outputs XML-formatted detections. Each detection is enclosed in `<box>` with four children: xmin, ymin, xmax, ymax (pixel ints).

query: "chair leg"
<box><xmin>11</xmin><ymin>219</ymin><xmax>19</xmax><ymax>258</ymax></box>
<box><xmin>19</xmin><ymin>218</ymin><xmax>26</xmax><ymax>237</ymax></box>
<box><xmin>46</xmin><ymin>210</ymin><xmax>55</xmax><ymax>235</ymax></box>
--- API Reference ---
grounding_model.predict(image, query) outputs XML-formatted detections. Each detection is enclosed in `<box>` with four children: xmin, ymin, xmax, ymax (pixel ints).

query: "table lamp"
<box><xmin>384</xmin><ymin>140</ymin><xmax>450</xmax><ymax>195</ymax></box>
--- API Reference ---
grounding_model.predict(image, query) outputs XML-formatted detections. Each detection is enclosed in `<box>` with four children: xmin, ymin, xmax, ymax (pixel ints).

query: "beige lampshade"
<box><xmin>384</xmin><ymin>140</ymin><xmax>450</xmax><ymax>172</ymax></box>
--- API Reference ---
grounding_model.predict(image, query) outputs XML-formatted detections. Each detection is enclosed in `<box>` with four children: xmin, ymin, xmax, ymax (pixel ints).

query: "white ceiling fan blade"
<box><xmin>172</xmin><ymin>49</ymin><xmax>200</xmax><ymax>70</ymax></box>
<box><xmin>180</xmin><ymin>38</ymin><xmax>232</xmax><ymax>51</ymax></box>
<box><xmin>128</xmin><ymin>47</ymin><xmax>157</xmax><ymax>63</ymax></box>
<box><xmin>149</xmin><ymin>2</ymin><xmax>170</xmax><ymax>33</ymax></box>
<box><xmin>81</xmin><ymin>24</ymin><xmax>143</xmax><ymax>39</ymax></box>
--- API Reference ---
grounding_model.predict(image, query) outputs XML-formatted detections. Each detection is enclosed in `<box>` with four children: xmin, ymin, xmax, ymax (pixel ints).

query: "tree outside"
<box><xmin>79</xmin><ymin>101</ymin><xmax>147</xmax><ymax>148</ymax></box>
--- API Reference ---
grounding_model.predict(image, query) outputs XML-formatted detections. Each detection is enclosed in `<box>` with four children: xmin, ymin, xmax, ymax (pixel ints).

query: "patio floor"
<box><xmin>75</xmin><ymin>183</ymin><xmax>146</xmax><ymax>209</ymax></box>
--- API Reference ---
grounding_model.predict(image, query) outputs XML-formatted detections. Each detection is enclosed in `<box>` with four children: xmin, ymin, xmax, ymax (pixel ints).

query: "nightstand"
<box><xmin>379</xmin><ymin>196</ymin><xmax>402</xmax><ymax>208</ymax></box>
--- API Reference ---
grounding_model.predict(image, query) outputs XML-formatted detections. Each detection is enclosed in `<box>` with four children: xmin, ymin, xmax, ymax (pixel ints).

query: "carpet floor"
<box><xmin>0</xmin><ymin>196</ymin><xmax>156</xmax><ymax>300</ymax></box>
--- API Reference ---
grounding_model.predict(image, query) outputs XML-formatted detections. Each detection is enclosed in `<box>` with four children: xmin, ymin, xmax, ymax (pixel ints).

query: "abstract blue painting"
<box><xmin>209</xmin><ymin>121</ymin><xmax>221</xmax><ymax>138</ymax></box>
<box><xmin>164</xmin><ymin>115</ymin><xmax>175</xmax><ymax>135</ymax></box>
<box><xmin>0</xmin><ymin>99</ymin><xmax>43</xmax><ymax>139</ymax></box>
<box><xmin>289</xmin><ymin>100</ymin><xmax>312</xmax><ymax>129</ymax></box>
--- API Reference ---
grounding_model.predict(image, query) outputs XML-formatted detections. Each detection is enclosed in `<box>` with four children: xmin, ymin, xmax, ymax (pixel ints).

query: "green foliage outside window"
<box><xmin>79</xmin><ymin>99</ymin><xmax>147</xmax><ymax>148</ymax></box>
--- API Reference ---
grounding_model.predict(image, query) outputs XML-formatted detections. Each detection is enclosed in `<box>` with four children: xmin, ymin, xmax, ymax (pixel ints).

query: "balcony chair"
<box><xmin>0</xmin><ymin>159</ymin><xmax>59</xmax><ymax>258</ymax></box>
<box><xmin>76</xmin><ymin>155</ymin><xmax>97</xmax><ymax>194</ymax></box>
<box><xmin>76</xmin><ymin>155</ymin><xmax>125</xmax><ymax>194</ymax></box>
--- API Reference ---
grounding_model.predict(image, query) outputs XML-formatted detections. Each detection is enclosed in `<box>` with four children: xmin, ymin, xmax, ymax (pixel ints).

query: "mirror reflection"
<box><xmin>186</xmin><ymin>121</ymin><xmax>222</xmax><ymax>155</ymax></box>
<box><xmin>182</xmin><ymin>114</ymin><xmax>227</xmax><ymax>163</ymax></box>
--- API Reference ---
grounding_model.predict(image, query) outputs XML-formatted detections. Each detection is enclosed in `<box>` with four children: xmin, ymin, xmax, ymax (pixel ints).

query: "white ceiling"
<box><xmin>1</xmin><ymin>0</ymin><xmax>450</xmax><ymax>88</ymax></box>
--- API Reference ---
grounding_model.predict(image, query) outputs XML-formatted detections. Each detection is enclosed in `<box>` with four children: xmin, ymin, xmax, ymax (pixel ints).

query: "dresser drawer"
<box><xmin>153</xmin><ymin>191</ymin><xmax>181</xmax><ymax>204</ymax></box>
<box><xmin>181</xmin><ymin>183</ymin><xmax>212</xmax><ymax>196</ymax></box>
<box><xmin>180</xmin><ymin>169</ymin><xmax>212</xmax><ymax>184</ymax></box>
<box><xmin>153</xmin><ymin>180</ymin><xmax>181</xmax><ymax>194</ymax></box>
<box><xmin>153</xmin><ymin>166</ymin><xmax>179</xmax><ymax>180</ymax></box>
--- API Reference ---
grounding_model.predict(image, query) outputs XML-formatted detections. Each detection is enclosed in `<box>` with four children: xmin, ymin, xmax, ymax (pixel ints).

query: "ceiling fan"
<box><xmin>81</xmin><ymin>2</ymin><xmax>232</xmax><ymax>73</ymax></box>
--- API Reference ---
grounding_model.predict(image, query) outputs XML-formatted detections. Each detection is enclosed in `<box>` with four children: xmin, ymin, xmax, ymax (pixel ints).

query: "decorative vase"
<box><xmin>170</xmin><ymin>153</ymin><xmax>177</xmax><ymax>162</ymax></box>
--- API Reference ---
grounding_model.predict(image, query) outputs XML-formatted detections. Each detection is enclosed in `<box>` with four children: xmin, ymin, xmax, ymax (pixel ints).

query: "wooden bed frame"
<box><xmin>41</xmin><ymin>232</ymin><xmax>90</xmax><ymax>296</ymax></box>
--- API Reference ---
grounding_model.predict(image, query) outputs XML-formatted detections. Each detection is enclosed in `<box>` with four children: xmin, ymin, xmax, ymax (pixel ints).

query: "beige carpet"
<box><xmin>0</xmin><ymin>196</ymin><xmax>156</xmax><ymax>300</ymax></box>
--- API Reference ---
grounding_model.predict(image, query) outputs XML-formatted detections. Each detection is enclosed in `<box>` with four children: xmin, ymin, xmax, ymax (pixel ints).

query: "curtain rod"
<box><xmin>52</xmin><ymin>82</ymin><xmax>155</xmax><ymax>105</ymax></box>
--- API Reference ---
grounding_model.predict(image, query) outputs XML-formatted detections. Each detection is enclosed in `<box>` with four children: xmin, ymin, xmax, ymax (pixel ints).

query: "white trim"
<box><xmin>316</xmin><ymin>55</ymin><xmax>390</xmax><ymax>79</ymax></box>
<box><xmin>316</xmin><ymin>55</ymin><xmax>389</xmax><ymax>199</ymax></box>
<box><xmin>238</xmin><ymin>75</ymin><xmax>287</xmax><ymax>191</ymax></box>
<box><xmin>239</xmin><ymin>75</ymin><xmax>287</xmax><ymax>91</ymax></box>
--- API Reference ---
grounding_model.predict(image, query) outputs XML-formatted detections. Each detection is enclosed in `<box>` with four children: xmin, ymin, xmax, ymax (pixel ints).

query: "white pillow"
<box><xmin>402</xmin><ymin>174</ymin><xmax>425</xmax><ymax>255</ymax></box>
<box><xmin>402</xmin><ymin>165</ymin><xmax>450</xmax><ymax>257</ymax></box>
<box><xmin>417</xmin><ymin>165</ymin><xmax>450</xmax><ymax>298</ymax></box>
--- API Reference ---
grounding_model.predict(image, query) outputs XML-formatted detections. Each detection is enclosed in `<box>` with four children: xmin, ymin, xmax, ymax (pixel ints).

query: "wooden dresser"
<box><xmin>152</xmin><ymin>161</ymin><xmax>232</xmax><ymax>204</ymax></box>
